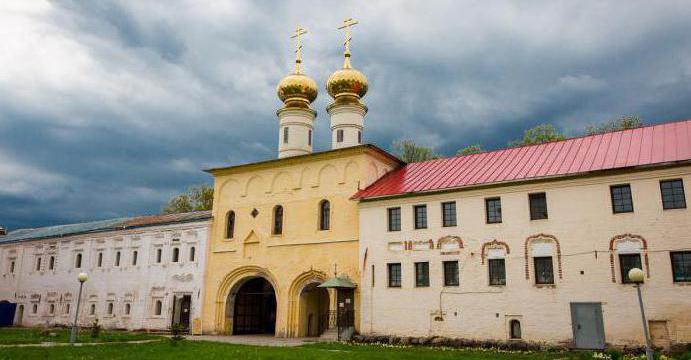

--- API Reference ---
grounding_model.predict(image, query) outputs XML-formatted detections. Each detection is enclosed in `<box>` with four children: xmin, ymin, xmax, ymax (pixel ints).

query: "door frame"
<box><xmin>570</xmin><ymin>302</ymin><xmax>606</xmax><ymax>350</ymax></box>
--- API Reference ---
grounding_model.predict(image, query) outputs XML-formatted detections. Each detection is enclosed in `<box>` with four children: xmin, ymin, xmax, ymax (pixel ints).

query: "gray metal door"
<box><xmin>570</xmin><ymin>302</ymin><xmax>605</xmax><ymax>349</ymax></box>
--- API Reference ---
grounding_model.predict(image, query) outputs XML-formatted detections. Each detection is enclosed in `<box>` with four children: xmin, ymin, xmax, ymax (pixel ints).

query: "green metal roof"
<box><xmin>318</xmin><ymin>277</ymin><xmax>357</xmax><ymax>289</ymax></box>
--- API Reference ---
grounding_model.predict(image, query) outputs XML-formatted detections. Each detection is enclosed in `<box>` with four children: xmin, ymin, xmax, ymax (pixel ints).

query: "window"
<box><xmin>510</xmin><ymin>320</ymin><xmax>522</xmax><ymax>339</ymax></box>
<box><xmin>97</xmin><ymin>252</ymin><xmax>103</xmax><ymax>267</ymax></box>
<box><xmin>10</xmin><ymin>261</ymin><xmax>15</xmax><ymax>274</ymax></box>
<box><xmin>415</xmin><ymin>262</ymin><xmax>430</xmax><ymax>287</ymax></box>
<box><xmin>189</xmin><ymin>247</ymin><xmax>196</xmax><ymax>262</ymax></box>
<box><xmin>489</xmin><ymin>259</ymin><xmax>506</xmax><ymax>286</ymax></box>
<box><xmin>671</xmin><ymin>251</ymin><xmax>691</xmax><ymax>282</ymax></box>
<box><xmin>49</xmin><ymin>304</ymin><xmax>55</xmax><ymax>314</ymax></box>
<box><xmin>443</xmin><ymin>261</ymin><xmax>459</xmax><ymax>286</ymax></box>
<box><xmin>36</xmin><ymin>257</ymin><xmax>41</xmax><ymax>271</ymax></box>
<box><xmin>414</xmin><ymin>205</ymin><xmax>427</xmax><ymax>229</ymax></box>
<box><xmin>319</xmin><ymin>200</ymin><xmax>330</xmax><ymax>230</ymax></box>
<box><xmin>32</xmin><ymin>304</ymin><xmax>38</xmax><ymax>314</ymax></box>
<box><xmin>485</xmin><ymin>197</ymin><xmax>502</xmax><ymax>223</ymax></box>
<box><xmin>114</xmin><ymin>251</ymin><xmax>121</xmax><ymax>267</ymax></box>
<box><xmin>89</xmin><ymin>304</ymin><xmax>96</xmax><ymax>315</ymax></box>
<box><xmin>124</xmin><ymin>303</ymin><xmax>131</xmax><ymax>315</ymax></box>
<box><xmin>660</xmin><ymin>179</ymin><xmax>686</xmax><ymax>210</ymax></box>
<box><xmin>534</xmin><ymin>257</ymin><xmax>554</xmax><ymax>284</ymax></box>
<box><xmin>529</xmin><ymin>193</ymin><xmax>548</xmax><ymax>220</ymax></box>
<box><xmin>619</xmin><ymin>254</ymin><xmax>642</xmax><ymax>284</ymax></box>
<box><xmin>48</xmin><ymin>256</ymin><xmax>55</xmax><ymax>270</ymax></box>
<box><xmin>65</xmin><ymin>303</ymin><xmax>70</xmax><ymax>314</ymax></box>
<box><xmin>388</xmin><ymin>263</ymin><xmax>401</xmax><ymax>287</ymax></box>
<box><xmin>336</xmin><ymin>129</ymin><xmax>344</xmax><ymax>143</ymax></box>
<box><xmin>610</xmin><ymin>184</ymin><xmax>634</xmax><ymax>213</ymax></box>
<box><xmin>107</xmin><ymin>302</ymin><xmax>113</xmax><ymax>315</ymax></box>
<box><xmin>75</xmin><ymin>253</ymin><xmax>82</xmax><ymax>268</ymax></box>
<box><xmin>283</xmin><ymin>127</ymin><xmax>289</xmax><ymax>144</ymax></box>
<box><xmin>357</xmin><ymin>131</ymin><xmax>362</xmax><ymax>144</ymax></box>
<box><xmin>154</xmin><ymin>300</ymin><xmax>162</xmax><ymax>316</ymax></box>
<box><xmin>371</xmin><ymin>264</ymin><xmax>375</xmax><ymax>287</ymax></box>
<box><xmin>172</xmin><ymin>248</ymin><xmax>180</xmax><ymax>263</ymax></box>
<box><xmin>273</xmin><ymin>205</ymin><xmax>284</xmax><ymax>235</ymax></box>
<box><xmin>387</xmin><ymin>207</ymin><xmax>401</xmax><ymax>231</ymax></box>
<box><xmin>132</xmin><ymin>250</ymin><xmax>138</xmax><ymax>266</ymax></box>
<box><xmin>156</xmin><ymin>248</ymin><xmax>162</xmax><ymax>264</ymax></box>
<box><xmin>442</xmin><ymin>202</ymin><xmax>457</xmax><ymax>227</ymax></box>
<box><xmin>308</xmin><ymin>130</ymin><xmax>312</xmax><ymax>146</ymax></box>
<box><xmin>226</xmin><ymin>211</ymin><xmax>235</xmax><ymax>239</ymax></box>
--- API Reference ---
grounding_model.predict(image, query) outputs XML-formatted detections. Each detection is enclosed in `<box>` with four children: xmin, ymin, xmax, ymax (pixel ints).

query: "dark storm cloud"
<box><xmin>1</xmin><ymin>1</ymin><xmax>691</xmax><ymax>229</ymax></box>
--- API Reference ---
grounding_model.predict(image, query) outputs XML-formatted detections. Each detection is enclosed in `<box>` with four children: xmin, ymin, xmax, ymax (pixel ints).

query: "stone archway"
<box><xmin>231</xmin><ymin>277</ymin><xmax>276</xmax><ymax>335</ymax></box>
<box><xmin>285</xmin><ymin>270</ymin><xmax>328</xmax><ymax>337</ymax></box>
<box><xmin>298</xmin><ymin>283</ymin><xmax>329</xmax><ymax>337</ymax></box>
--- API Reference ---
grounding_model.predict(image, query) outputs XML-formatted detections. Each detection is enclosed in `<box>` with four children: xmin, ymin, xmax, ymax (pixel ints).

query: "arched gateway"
<box><xmin>231</xmin><ymin>278</ymin><xmax>276</xmax><ymax>334</ymax></box>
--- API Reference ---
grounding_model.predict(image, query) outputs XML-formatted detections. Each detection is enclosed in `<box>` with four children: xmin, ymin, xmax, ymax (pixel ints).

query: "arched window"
<box><xmin>189</xmin><ymin>247</ymin><xmax>196</xmax><ymax>262</ymax></box>
<box><xmin>125</xmin><ymin>303</ymin><xmax>131</xmax><ymax>315</ymax></box>
<box><xmin>114</xmin><ymin>251</ymin><xmax>121</xmax><ymax>267</ymax></box>
<box><xmin>510</xmin><ymin>319</ymin><xmax>522</xmax><ymax>339</ymax></box>
<box><xmin>226</xmin><ymin>211</ymin><xmax>236</xmax><ymax>239</ymax></box>
<box><xmin>107</xmin><ymin>302</ymin><xmax>113</xmax><ymax>315</ymax></box>
<box><xmin>65</xmin><ymin>304</ymin><xmax>70</xmax><ymax>314</ymax></box>
<box><xmin>89</xmin><ymin>304</ymin><xmax>95</xmax><ymax>315</ymax></box>
<box><xmin>49</xmin><ymin>304</ymin><xmax>55</xmax><ymax>314</ymax></box>
<box><xmin>132</xmin><ymin>250</ymin><xmax>138</xmax><ymax>266</ymax></box>
<box><xmin>49</xmin><ymin>256</ymin><xmax>55</xmax><ymax>270</ymax></box>
<box><xmin>32</xmin><ymin>304</ymin><xmax>38</xmax><ymax>314</ymax></box>
<box><xmin>154</xmin><ymin>300</ymin><xmax>162</xmax><ymax>316</ymax></box>
<box><xmin>319</xmin><ymin>200</ymin><xmax>331</xmax><ymax>230</ymax></box>
<box><xmin>75</xmin><ymin>253</ymin><xmax>82</xmax><ymax>268</ymax></box>
<box><xmin>35</xmin><ymin>257</ymin><xmax>41</xmax><ymax>271</ymax></box>
<box><xmin>273</xmin><ymin>205</ymin><xmax>284</xmax><ymax>235</ymax></box>
<box><xmin>172</xmin><ymin>248</ymin><xmax>180</xmax><ymax>263</ymax></box>
<box><xmin>97</xmin><ymin>252</ymin><xmax>103</xmax><ymax>267</ymax></box>
<box><xmin>156</xmin><ymin>248</ymin><xmax>162</xmax><ymax>263</ymax></box>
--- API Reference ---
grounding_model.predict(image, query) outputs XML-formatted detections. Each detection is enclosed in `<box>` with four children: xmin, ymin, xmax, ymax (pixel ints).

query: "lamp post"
<box><xmin>69</xmin><ymin>272</ymin><xmax>88</xmax><ymax>344</ymax></box>
<box><xmin>628</xmin><ymin>268</ymin><xmax>653</xmax><ymax>360</ymax></box>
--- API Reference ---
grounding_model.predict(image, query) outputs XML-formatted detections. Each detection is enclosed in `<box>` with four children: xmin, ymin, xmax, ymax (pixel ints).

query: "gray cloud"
<box><xmin>1</xmin><ymin>0</ymin><xmax>691</xmax><ymax>229</ymax></box>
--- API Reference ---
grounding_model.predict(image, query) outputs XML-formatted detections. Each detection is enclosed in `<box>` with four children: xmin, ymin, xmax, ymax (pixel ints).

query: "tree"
<box><xmin>162</xmin><ymin>184</ymin><xmax>214</xmax><ymax>214</ymax></box>
<box><xmin>391</xmin><ymin>139</ymin><xmax>440</xmax><ymax>163</ymax></box>
<box><xmin>457</xmin><ymin>144</ymin><xmax>484</xmax><ymax>156</ymax></box>
<box><xmin>586</xmin><ymin>115</ymin><xmax>643</xmax><ymax>135</ymax></box>
<box><xmin>508</xmin><ymin>123</ymin><xmax>566</xmax><ymax>147</ymax></box>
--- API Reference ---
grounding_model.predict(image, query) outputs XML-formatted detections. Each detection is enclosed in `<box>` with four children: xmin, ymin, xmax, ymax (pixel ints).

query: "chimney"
<box><xmin>0</xmin><ymin>225</ymin><xmax>6</xmax><ymax>236</ymax></box>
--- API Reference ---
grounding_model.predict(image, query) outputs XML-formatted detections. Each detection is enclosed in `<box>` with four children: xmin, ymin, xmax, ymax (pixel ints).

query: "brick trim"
<box><xmin>524</xmin><ymin>233</ymin><xmax>562</xmax><ymax>280</ymax></box>
<box><xmin>481</xmin><ymin>239</ymin><xmax>510</xmax><ymax>264</ymax></box>
<box><xmin>436</xmin><ymin>236</ymin><xmax>464</xmax><ymax>250</ymax></box>
<box><xmin>608</xmin><ymin>233</ymin><xmax>649</xmax><ymax>283</ymax></box>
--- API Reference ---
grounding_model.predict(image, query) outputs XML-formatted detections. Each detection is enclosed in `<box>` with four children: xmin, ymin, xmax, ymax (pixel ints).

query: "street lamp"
<box><xmin>69</xmin><ymin>272</ymin><xmax>88</xmax><ymax>344</ymax></box>
<box><xmin>628</xmin><ymin>268</ymin><xmax>653</xmax><ymax>360</ymax></box>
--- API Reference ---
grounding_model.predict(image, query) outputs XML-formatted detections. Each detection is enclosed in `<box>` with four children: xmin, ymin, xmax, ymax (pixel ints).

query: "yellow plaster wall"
<box><xmin>201</xmin><ymin>147</ymin><xmax>400</xmax><ymax>336</ymax></box>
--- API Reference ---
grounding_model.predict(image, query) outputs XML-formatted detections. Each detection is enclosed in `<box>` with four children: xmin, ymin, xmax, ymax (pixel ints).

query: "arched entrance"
<box><xmin>232</xmin><ymin>277</ymin><xmax>276</xmax><ymax>335</ymax></box>
<box><xmin>299</xmin><ymin>283</ymin><xmax>330</xmax><ymax>337</ymax></box>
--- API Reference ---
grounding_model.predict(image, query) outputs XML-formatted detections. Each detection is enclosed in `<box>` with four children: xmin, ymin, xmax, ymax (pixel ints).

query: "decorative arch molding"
<box><xmin>242</xmin><ymin>175</ymin><xmax>268</xmax><ymax>197</ymax></box>
<box><xmin>608</xmin><ymin>233</ymin><xmax>649</xmax><ymax>283</ymax></box>
<box><xmin>481</xmin><ymin>239</ymin><xmax>510</xmax><ymax>264</ymax></box>
<box><xmin>214</xmin><ymin>266</ymin><xmax>280</xmax><ymax>334</ymax></box>
<box><xmin>436</xmin><ymin>236</ymin><xmax>464</xmax><ymax>250</ymax></box>
<box><xmin>269</xmin><ymin>171</ymin><xmax>297</xmax><ymax>194</ymax></box>
<box><xmin>317</xmin><ymin>164</ymin><xmax>339</xmax><ymax>188</ymax></box>
<box><xmin>285</xmin><ymin>269</ymin><xmax>328</xmax><ymax>337</ymax></box>
<box><xmin>342</xmin><ymin>160</ymin><xmax>361</xmax><ymax>185</ymax></box>
<box><xmin>524</xmin><ymin>233</ymin><xmax>563</xmax><ymax>280</ymax></box>
<box><xmin>217</xmin><ymin>178</ymin><xmax>240</xmax><ymax>200</ymax></box>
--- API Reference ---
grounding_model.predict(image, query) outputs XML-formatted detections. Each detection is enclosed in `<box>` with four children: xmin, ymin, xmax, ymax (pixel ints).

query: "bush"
<box><xmin>90</xmin><ymin>318</ymin><xmax>101</xmax><ymax>338</ymax></box>
<box><xmin>170</xmin><ymin>323</ymin><xmax>185</xmax><ymax>345</ymax></box>
<box><xmin>606</xmin><ymin>348</ymin><xmax>623</xmax><ymax>360</ymax></box>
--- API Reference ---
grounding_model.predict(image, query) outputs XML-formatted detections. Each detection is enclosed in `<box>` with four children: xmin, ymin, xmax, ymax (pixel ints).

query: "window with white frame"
<box><xmin>529</xmin><ymin>239</ymin><xmax>556</xmax><ymax>285</ymax></box>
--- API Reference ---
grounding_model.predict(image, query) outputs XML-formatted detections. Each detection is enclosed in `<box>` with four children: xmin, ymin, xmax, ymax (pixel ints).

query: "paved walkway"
<box><xmin>186</xmin><ymin>334</ymin><xmax>318</xmax><ymax>347</ymax></box>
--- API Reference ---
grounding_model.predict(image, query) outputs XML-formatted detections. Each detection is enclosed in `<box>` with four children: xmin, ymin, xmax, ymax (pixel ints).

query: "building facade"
<box><xmin>356</xmin><ymin>121</ymin><xmax>691</xmax><ymax>349</ymax></box>
<box><xmin>0</xmin><ymin>211</ymin><xmax>210</xmax><ymax>332</ymax></box>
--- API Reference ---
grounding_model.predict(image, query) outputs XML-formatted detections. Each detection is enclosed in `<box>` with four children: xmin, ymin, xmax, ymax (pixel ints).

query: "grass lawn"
<box><xmin>0</xmin><ymin>339</ymin><xmax>599</xmax><ymax>360</ymax></box>
<box><xmin>0</xmin><ymin>327</ymin><xmax>161</xmax><ymax>345</ymax></box>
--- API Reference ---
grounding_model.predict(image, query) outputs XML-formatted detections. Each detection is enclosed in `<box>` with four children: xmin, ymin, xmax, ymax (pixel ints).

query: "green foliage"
<box><xmin>90</xmin><ymin>318</ymin><xmax>101</xmax><ymax>338</ymax></box>
<box><xmin>605</xmin><ymin>348</ymin><xmax>623</xmax><ymax>360</ymax></box>
<box><xmin>391</xmin><ymin>139</ymin><xmax>440</xmax><ymax>163</ymax></box>
<box><xmin>457</xmin><ymin>144</ymin><xmax>484</xmax><ymax>156</ymax></box>
<box><xmin>163</xmin><ymin>184</ymin><xmax>214</xmax><ymax>214</ymax></box>
<box><xmin>170</xmin><ymin>323</ymin><xmax>186</xmax><ymax>345</ymax></box>
<box><xmin>586</xmin><ymin>115</ymin><xmax>643</xmax><ymax>135</ymax></box>
<box><xmin>508</xmin><ymin>124</ymin><xmax>566</xmax><ymax>147</ymax></box>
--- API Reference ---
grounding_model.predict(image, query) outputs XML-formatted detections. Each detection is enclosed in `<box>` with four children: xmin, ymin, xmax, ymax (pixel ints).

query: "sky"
<box><xmin>1</xmin><ymin>1</ymin><xmax>691</xmax><ymax>230</ymax></box>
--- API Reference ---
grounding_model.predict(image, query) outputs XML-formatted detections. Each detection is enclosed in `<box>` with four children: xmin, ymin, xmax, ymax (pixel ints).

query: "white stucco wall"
<box><xmin>0</xmin><ymin>220</ymin><xmax>210</xmax><ymax>331</ymax></box>
<box><xmin>359</xmin><ymin>166</ymin><xmax>691</xmax><ymax>347</ymax></box>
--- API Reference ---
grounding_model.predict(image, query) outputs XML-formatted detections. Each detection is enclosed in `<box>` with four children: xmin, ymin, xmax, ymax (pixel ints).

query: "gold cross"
<box><xmin>290</xmin><ymin>25</ymin><xmax>308</xmax><ymax>74</ymax></box>
<box><xmin>338</xmin><ymin>18</ymin><xmax>359</xmax><ymax>68</ymax></box>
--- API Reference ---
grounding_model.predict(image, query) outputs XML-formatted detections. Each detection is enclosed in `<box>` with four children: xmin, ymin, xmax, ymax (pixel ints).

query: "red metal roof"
<box><xmin>354</xmin><ymin>119</ymin><xmax>691</xmax><ymax>200</ymax></box>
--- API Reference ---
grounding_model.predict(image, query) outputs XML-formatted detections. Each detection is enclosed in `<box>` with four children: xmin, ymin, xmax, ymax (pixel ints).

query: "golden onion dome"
<box><xmin>277</xmin><ymin>72</ymin><xmax>318</xmax><ymax>106</ymax></box>
<box><xmin>326</xmin><ymin>65</ymin><xmax>368</xmax><ymax>100</ymax></box>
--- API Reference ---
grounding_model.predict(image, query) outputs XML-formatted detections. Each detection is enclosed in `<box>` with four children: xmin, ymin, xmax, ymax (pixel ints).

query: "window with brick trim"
<box><xmin>660</xmin><ymin>179</ymin><xmax>686</xmax><ymax>210</ymax></box>
<box><xmin>442</xmin><ymin>201</ymin><xmax>457</xmax><ymax>227</ymax></box>
<box><xmin>443</xmin><ymin>261</ymin><xmax>459</xmax><ymax>286</ymax></box>
<box><xmin>534</xmin><ymin>256</ymin><xmax>554</xmax><ymax>284</ymax></box>
<box><xmin>529</xmin><ymin>192</ymin><xmax>548</xmax><ymax>220</ymax></box>
<box><xmin>619</xmin><ymin>254</ymin><xmax>642</xmax><ymax>284</ymax></box>
<box><xmin>485</xmin><ymin>197</ymin><xmax>502</xmax><ymax>223</ymax></box>
<box><xmin>387</xmin><ymin>207</ymin><xmax>401</xmax><ymax>232</ymax></box>
<box><xmin>388</xmin><ymin>263</ymin><xmax>401</xmax><ymax>288</ymax></box>
<box><xmin>489</xmin><ymin>258</ymin><xmax>506</xmax><ymax>285</ymax></box>
<box><xmin>415</xmin><ymin>262</ymin><xmax>430</xmax><ymax>287</ymax></box>
<box><xmin>414</xmin><ymin>205</ymin><xmax>427</xmax><ymax>229</ymax></box>
<box><xmin>610</xmin><ymin>184</ymin><xmax>634</xmax><ymax>213</ymax></box>
<box><xmin>671</xmin><ymin>251</ymin><xmax>691</xmax><ymax>282</ymax></box>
